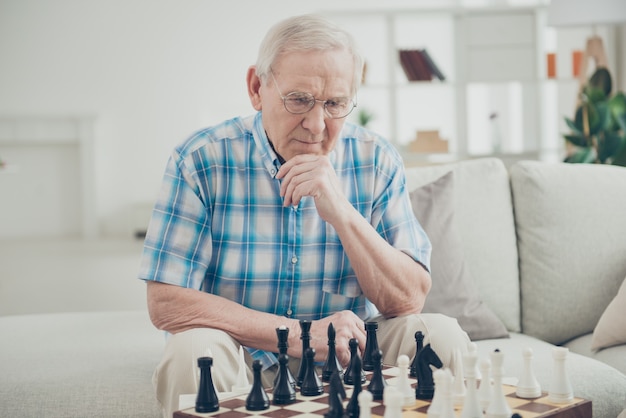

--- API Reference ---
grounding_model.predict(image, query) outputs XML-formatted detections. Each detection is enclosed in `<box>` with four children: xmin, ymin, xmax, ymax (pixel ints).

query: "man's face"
<box><xmin>249</xmin><ymin>50</ymin><xmax>355</xmax><ymax>162</ymax></box>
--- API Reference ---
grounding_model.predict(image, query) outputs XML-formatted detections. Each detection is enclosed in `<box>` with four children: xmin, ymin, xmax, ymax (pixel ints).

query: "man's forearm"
<box><xmin>330</xmin><ymin>205</ymin><xmax>431</xmax><ymax>318</ymax></box>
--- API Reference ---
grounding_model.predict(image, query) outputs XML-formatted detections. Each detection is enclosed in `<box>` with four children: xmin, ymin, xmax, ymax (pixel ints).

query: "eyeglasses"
<box><xmin>269</xmin><ymin>70</ymin><xmax>356</xmax><ymax>119</ymax></box>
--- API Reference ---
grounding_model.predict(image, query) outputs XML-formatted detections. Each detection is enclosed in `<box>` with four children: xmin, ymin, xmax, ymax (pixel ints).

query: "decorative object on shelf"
<box><xmin>408</xmin><ymin>130</ymin><xmax>448</xmax><ymax>154</ymax></box>
<box><xmin>547</xmin><ymin>0</ymin><xmax>626</xmax><ymax>88</ymax></box>
<box><xmin>546</xmin><ymin>52</ymin><xmax>556</xmax><ymax>79</ymax></box>
<box><xmin>398</xmin><ymin>49</ymin><xmax>445</xmax><ymax>82</ymax></box>
<box><xmin>562</xmin><ymin>67</ymin><xmax>626</xmax><ymax>166</ymax></box>
<box><xmin>356</xmin><ymin>108</ymin><xmax>374</xmax><ymax>128</ymax></box>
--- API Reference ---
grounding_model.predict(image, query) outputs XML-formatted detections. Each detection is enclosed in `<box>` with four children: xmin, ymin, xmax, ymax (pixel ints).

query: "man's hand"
<box><xmin>305</xmin><ymin>311</ymin><xmax>367</xmax><ymax>367</ymax></box>
<box><xmin>276</xmin><ymin>154</ymin><xmax>352</xmax><ymax>224</ymax></box>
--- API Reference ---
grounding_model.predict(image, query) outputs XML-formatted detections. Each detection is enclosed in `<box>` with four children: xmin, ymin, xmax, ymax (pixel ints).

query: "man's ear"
<box><xmin>247</xmin><ymin>66</ymin><xmax>262</xmax><ymax>111</ymax></box>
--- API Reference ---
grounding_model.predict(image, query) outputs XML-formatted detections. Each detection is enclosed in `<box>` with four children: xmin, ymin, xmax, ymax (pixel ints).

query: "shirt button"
<box><xmin>286</xmin><ymin>309</ymin><xmax>293</xmax><ymax>317</ymax></box>
<box><xmin>291</xmin><ymin>256</ymin><xmax>298</xmax><ymax>264</ymax></box>
<box><xmin>270</xmin><ymin>169</ymin><xmax>276</xmax><ymax>176</ymax></box>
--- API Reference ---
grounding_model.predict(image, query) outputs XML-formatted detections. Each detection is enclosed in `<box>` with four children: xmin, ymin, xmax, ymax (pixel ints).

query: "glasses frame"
<box><xmin>269</xmin><ymin>70</ymin><xmax>356</xmax><ymax>119</ymax></box>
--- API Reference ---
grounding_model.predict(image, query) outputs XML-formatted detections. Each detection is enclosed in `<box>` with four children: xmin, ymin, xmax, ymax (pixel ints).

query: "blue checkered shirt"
<box><xmin>139</xmin><ymin>112</ymin><xmax>431</xmax><ymax>368</ymax></box>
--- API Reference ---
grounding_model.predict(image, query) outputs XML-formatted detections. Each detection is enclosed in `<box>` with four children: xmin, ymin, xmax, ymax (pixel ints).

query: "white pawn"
<box><xmin>548</xmin><ymin>347</ymin><xmax>573</xmax><ymax>403</ymax></box>
<box><xmin>396</xmin><ymin>354</ymin><xmax>415</xmax><ymax>407</ymax></box>
<box><xmin>516</xmin><ymin>347</ymin><xmax>541</xmax><ymax>398</ymax></box>
<box><xmin>383</xmin><ymin>386</ymin><xmax>403</xmax><ymax>418</ymax></box>
<box><xmin>439</xmin><ymin>369</ymin><xmax>456</xmax><ymax>418</ymax></box>
<box><xmin>231</xmin><ymin>345</ymin><xmax>251</xmax><ymax>393</ymax></box>
<box><xmin>477</xmin><ymin>357</ymin><xmax>492</xmax><ymax>410</ymax></box>
<box><xmin>359</xmin><ymin>390</ymin><xmax>373</xmax><ymax>418</ymax></box>
<box><xmin>427</xmin><ymin>369</ymin><xmax>444</xmax><ymax>418</ymax></box>
<box><xmin>451</xmin><ymin>348</ymin><xmax>466</xmax><ymax>407</ymax></box>
<box><xmin>461</xmin><ymin>351</ymin><xmax>483</xmax><ymax>418</ymax></box>
<box><xmin>485</xmin><ymin>350</ymin><xmax>511</xmax><ymax>418</ymax></box>
<box><xmin>468</xmin><ymin>342</ymin><xmax>481</xmax><ymax>380</ymax></box>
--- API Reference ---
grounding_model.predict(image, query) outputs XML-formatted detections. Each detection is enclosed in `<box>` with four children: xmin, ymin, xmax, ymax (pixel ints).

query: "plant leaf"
<box><xmin>564</xmin><ymin>147</ymin><xmax>595</xmax><ymax>163</ymax></box>
<box><xmin>563</xmin><ymin>133</ymin><xmax>588</xmax><ymax>147</ymax></box>
<box><xmin>598</xmin><ymin>132</ymin><xmax>623</xmax><ymax>163</ymax></box>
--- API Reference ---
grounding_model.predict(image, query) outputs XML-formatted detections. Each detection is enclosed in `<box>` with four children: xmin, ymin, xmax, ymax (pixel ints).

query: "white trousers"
<box><xmin>152</xmin><ymin>313</ymin><xmax>470</xmax><ymax>418</ymax></box>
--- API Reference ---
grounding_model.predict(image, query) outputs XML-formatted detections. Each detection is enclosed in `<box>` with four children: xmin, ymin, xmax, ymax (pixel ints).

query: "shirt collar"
<box><xmin>252</xmin><ymin>112</ymin><xmax>282</xmax><ymax>178</ymax></box>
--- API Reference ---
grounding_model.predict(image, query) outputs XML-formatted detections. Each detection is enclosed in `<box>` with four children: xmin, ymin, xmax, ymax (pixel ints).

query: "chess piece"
<box><xmin>415</xmin><ymin>344</ymin><xmax>443</xmax><ymax>400</ymax></box>
<box><xmin>344</xmin><ymin>337</ymin><xmax>366</xmax><ymax>385</ymax></box>
<box><xmin>232</xmin><ymin>345</ymin><xmax>252</xmax><ymax>394</ymax></box>
<box><xmin>362</xmin><ymin>321</ymin><xmax>380</xmax><ymax>371</ymax></box>
<box><xmin>477</xmin><ymin>356</ymin><xmax>492</xmax><ymax>410</ymax></box>
<box><xmin>195</xmin><ymin>356</ymin><xmax>219</xmax><ymax>413</ymax></box>
<box><xmin>358</xmin><ymin>390</ymin><xmax>373</xmax><ymax>418</ymax></box>
<box><xmin>322</xmin><ymin>323</ymin><xmax>344</xmax><ymax>382</ymax></box>
<box><xmin>467</xmin><ymin>342</ymin><xmax>481</xmax><ymax>380</ymax></box>
<box><xmin>301</xmin><ymin>347</ymin><xmax>324</xmax><ymax>396</ymax></box>
<box><xmin>297</xmin><ymin>320</ymin><xmax>312</xmax><ymax>387</ymax></box>
<box><xmin>275</xmin><ymin>325</ymin><xmax>296</xmax><ymax>388</ymax></box>
<box><xmin>396</xmin><ymin>354</ymin><xmax>415</xmax><ymax>407</ymax></box>
<box><xmin>516</xmin><ymin>347</ymin><xmax>541</xmax><ymax>399</ymax></box>
<box><xmin>451</xmin><ymin>348</ymin><xmax>466</xmax><ymax>406</ymax></box>
<box><xmin>410</xmin><ymin>331</ymin><xmax>424</xmax><ymax>378</ymax></box>
<box><xmin>345</xmin><ymin>354</ymin><xmax>364</xmax><ymax>418</ymax></box>
<box><xmin>485</xmin><ymin>349</ymin><xmax>512</xmax><ymax>418</ymax></box>
<box><xmin>246</xmin><ymin>360</ymin><xmax>270</xmax><ymax>411</ymax></box>
<box><xmin>366</xmin><ymin>349</ymin><xmax>386</xmax><ymax>401</ymax></box>
<box><xmin>461</xmin><ymin>351</ymin><xmax>482</xmax><ymax>418</ymax></box>
<box><xmin>325</xmin><ymin>370</ymin><xmax>347</xmax><ymax>418</ymax></box>
<box><xmin>273</xmin><ymin>353</ymin><xmax>296</xmax><ymax>405</ymax></box>
<box><xmin>383</xmin><ymin>386</ymin><xmax>403</xmax><ymax>418</ymax></box>
<box><xmin>548</xmin><ymin>347</ymin><xmax>573</xmax><ymax>403</ymax></box>
<box><xmin>428</xmin><ymin>369</ymin><xmax>455</xmax><ymax>418</ymax></box>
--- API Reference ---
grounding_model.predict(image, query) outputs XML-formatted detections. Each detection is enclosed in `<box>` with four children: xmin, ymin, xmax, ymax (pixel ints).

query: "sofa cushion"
<box><xmin>409</xmin><ymin>170</ymin><xmax>509</xmax><ymax>340</ymax></box>
<box><xmin>404</xmin><ymin>158</ymin><xmax>520</xmax><ymax>332</ymax></box>
<box><xmin>510</xmin><ymin>161</ymin><xmax>626</xmax><ymax>344</ymax></box>
<box><xmin>592</xmin><ymin>275</ymin><xmax>626</xmax><ymax>351</ymax></box>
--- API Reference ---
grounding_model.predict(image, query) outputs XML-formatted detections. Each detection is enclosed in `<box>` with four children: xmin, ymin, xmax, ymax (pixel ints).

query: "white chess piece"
<box><xmin>516</xmin><ymin>347</ymin><xmax>541</xmax><ymax>398</ymax></box>
<box><xmin>461</xmin><ymin>351</ymin><xmax>483</xmax><ymax>418</ymax></box>
<box><xmin>452</xmin><ymin>348</ymin><xmax>466</xmax><ymax>407</ymax></box>
<box><xmin>468</xmin><ymin>342</ymin><xmax>481</xmax><ymax>380</ymax></box>
<box><xmin>396</xmin><ymin>354</ymin><xmax>415</xmax><ymax>407</ymax></box>
<box><xmin>359</xmin><ymin>390</ymin><xmax>373</xmax><ymax>418</ymax></box>
<box><xmin>548</xmin><ymin>347</ymin><xmax>574</xmax><ymax>403</ymax></box>
<box><xmin>231</xmin><ymin>345</ymin><xmax>251</xmax><ymax>393</ymax></box>
<box><xmin>439</xmin><ymin>369</ymin><xmax>456</xmax><ymax>418</ymax></box>
<box><xmin>383</xmin><ymin>386</ymin><xmax>403</xmax><ymax>418</ymax></box>
<box><xmin>427</xmin><ymin>369</ymin><xmax>444</xmax><ymax>418</ymax></box>
<box><xmin>485</xmin><ymin>350</ymin><xmax>512</xmax><ymax>418</ymax></box>
<box><xmin>477</xmin><ymin>357</ymin><xmax>492</xmax><ymax>410</ymax></box>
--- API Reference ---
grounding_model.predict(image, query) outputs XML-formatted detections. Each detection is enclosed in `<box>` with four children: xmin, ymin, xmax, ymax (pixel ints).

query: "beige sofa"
<box><xmin>404</xmin><ymin>157</ymin><xmax>626</xmax><ymax>418</ymax></box>
<box><xmin>0</xmin><ymin>157</ymin><xmax>624</xmax><ymax>417</ymax></box>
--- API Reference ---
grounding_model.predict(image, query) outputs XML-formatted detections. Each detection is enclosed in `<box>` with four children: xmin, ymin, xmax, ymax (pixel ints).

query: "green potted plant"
<box><xmin>563</xmin><ymin>67</ymin><xmax>626</xmax><ymax>166</ymax></box>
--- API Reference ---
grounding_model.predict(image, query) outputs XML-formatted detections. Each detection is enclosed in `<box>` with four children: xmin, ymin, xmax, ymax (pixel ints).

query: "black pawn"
<box><xmin>301</xmin><ymin>348</ymin><xmax>324</xmax><ymax>396</ymax></box>
<box><xmin>273</xmin><ymin>353</ymin><xmax>296</xmax><ymax>405</ymax></box>
<box><xmin>362</xmin><ymin>321</ymin><xmax>379</xmax><ymax>371</ymax></box>
<box><xmin>275</xmin><ymin>326</ymin><xmax>296</xmax><ymax>388</ymax></box>
<box><xmin>345</xmin><ymin>354</ymin><xmax>363</xmax><ymax>418</ymax></box>
<box><xmin>343</xmin><ymin>338</ymin><xmax>366</xmax><ymax>386</ymax></box>
<box><xmin>325</xmin><ymin>370</ymin><xmax>347</xmax><ymax>418</ymax></box>
<box><xmin>296</xmin><ymin>320</ymin><xmax>312</xmax><ymax>387</ymax></box>
<box><xmin>366</xmin><ymin>349</ymin><xmax>386</xmax><ymax>401</ymax></box>
<box><xmin>322</xmin><ymin>323</ymin><xmax>344</xmax><ymax>382</ymax></box>
<box><xmin>246</xmin><ymin>360</ymin><xmax>270</xmax><ymax>411</ymax></box>
<box><xmin>195</xmin><ymin>356</ymin><xmax>219</xmax><ymax>413</ymax></box>
<box><xmin>410</xmin><ymin>330</ymin><xmax>424</xmax><ymax>378</ymax></box>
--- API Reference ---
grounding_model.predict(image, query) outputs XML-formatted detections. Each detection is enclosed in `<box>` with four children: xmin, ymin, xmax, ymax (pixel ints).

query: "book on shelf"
<box><xmin>398</xmin><ymin>49</ymin><xmax>445</xmax><ymax>82</ymax></box>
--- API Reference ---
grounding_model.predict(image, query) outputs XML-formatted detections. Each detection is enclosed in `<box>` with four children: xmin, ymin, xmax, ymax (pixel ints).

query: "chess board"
<box><xmin>173</xmin><ymin>366</ymin><xmax>591</xmax><ymax>418</ymax></box>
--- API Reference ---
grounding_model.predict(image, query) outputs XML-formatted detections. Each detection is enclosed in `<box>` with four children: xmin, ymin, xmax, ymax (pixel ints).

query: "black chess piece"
<box><xmin>273</xmin><ymin>353</ymin><xmax>296</xmax><ymax>405</ymax></box>
<box><xmin>410</xmin><ymin>330</ymin><xmax>424</xmax><ymax>378</ymax></box>
<box><xmin>366</xmin><ymin>349</ymin><xmax>386</xmax><ymax>401</ymax></box>
<box><xmin>345</xmin><ymin>354</ymin><xmax>363</xmax><ymax>418</ymax></box>
<box><xmin>324</xmin><ymin>370</ymin><xmax>347</xmax><ymax>418</ymax></box>
<box><xmin>362</xmin><ymin>321</ymin><xmax>379</xmax><ymax>371</ymax></box>
<box><xmin>195</xmin><ymin>356</ymin><xmax>219</xmax><ymax>413</ymax></box>
<box><xmin>275</xmin><ymin>326</ymin><xmax>296</xmax><ymax>388</ymax></box>
<box><xmin>296</xmin><ymin>319</ymin><xmax>312</xmax><ymax>387</ymax></box>
<box><xmin>343</xmin><ymin>338</ymin><xmax>366</xmax><ymax>385</ymax></box>
<box><xmin>415</xmin><ymin>343</ymin><xmax>443</xmax><ymax>400</ymax></box>
<box><xmin>246</xmin><ymin>360</ymin><xmax>270</xmax><ymax>411</ymax></box>
<box><xmin>322</xmin><ymin>323</ymin><xmax>344</xmax><ymax>382</ymax></box>
<box><xmin>301</xmin><ymin>347</ymin><xmax>324</xmax><ymax>396</ymax></box>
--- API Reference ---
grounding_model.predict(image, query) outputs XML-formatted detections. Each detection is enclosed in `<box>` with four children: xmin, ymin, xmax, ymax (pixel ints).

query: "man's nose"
<box><xmin>301</xmin><ymin>102</ymin><xmax>327</xmax><ymax>134</ymax></box>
